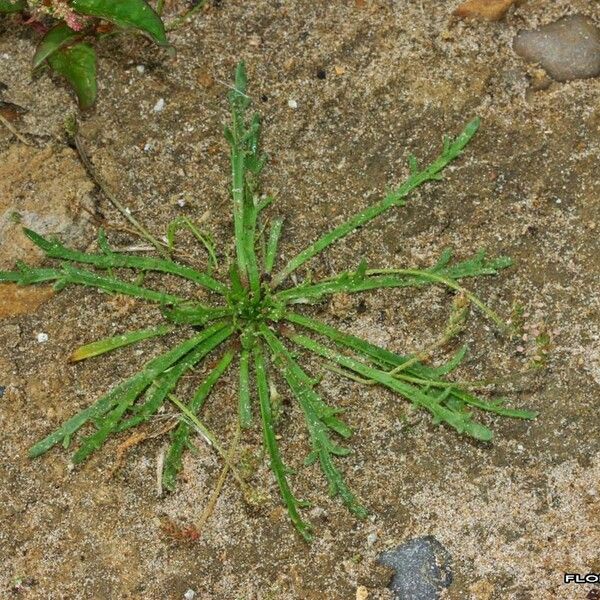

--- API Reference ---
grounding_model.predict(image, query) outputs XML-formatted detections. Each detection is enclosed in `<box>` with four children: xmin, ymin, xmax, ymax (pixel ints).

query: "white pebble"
<box><xmin>177</xmin><ymin>198</ymin><xmax>186</xmax><ymax>207</ymax></box>
<box><xmin>288</xmin><ymin>99</ymin><xmax>298</xmax><ymax>109</ymax></box>
<box><xmin>367</xmin><ymin>532</ymin><xmax>378</xmax><ymax>546</ymax></box>
<box><xmin>136</xmin><ymin>65</ymin><xmax>145</xmax><ymax>74</ymax></box>
<box><xmin>153</xmin><ymin>98</ymin><xmax>165</xmax><ymax>112</ymax></box>
<box><xmin>36</xmin><ymin>332</ymin><xmax>48</xmax><ymax>343</ymax></box>
<box><xmin>183</xmin><ymin>590</ymin><xmax>196</xmax><ymax>600</ymax></box>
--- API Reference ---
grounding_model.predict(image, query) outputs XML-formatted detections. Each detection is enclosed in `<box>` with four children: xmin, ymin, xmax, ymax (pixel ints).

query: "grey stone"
<box><xmin>378</xmin><ymin>536</ymin><xmax>452</xmax><ymax>600</ymax></box>
<box><xmin>513</xmin><ymin>15</ymin><xmax>600</xmax><ymax>82</ymax></box>
<box><xmin>0</xmin><ymin>145</ymin><xmax>94</xmax><ymax>269</ymax></box>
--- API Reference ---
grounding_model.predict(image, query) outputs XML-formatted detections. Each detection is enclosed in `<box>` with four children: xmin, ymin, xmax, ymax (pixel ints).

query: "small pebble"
<box><xmin>183</xmin><ymin>589</ymin><xmax>195</xmax><ymax>600</ymax></box>
<box><xmin>513</xmin><ymin>15</ymin><xmax>600</xmax><ymax>82</ymax></box>
<box><xmin>309</xmin><ymin>506</ymin><xmax>327</xmax><ymax>520</ymax></box>
<box><xmin>454</xmin><ymin>0</ymin><xmax>515</xmax><ymax>22</ymax></box>
<box><xmin>136</xmin><ymin>65</ymin><xmax>145</xmax><ymax>74</ymax></box>
<box><xmin>356</xmin><ymin>585</ymin><xmax>369</xmax><ymax>600</ymax></box>
<box><xmin>287</xmin><ymin>99</ymin><xmax>298</xmax><ymax>109</ymax></box>
<box><xmin>367</xmin><ymin>532</ymin><xmax>378</xmax><ymax>546</ymax></box>
<box><xmin>153</xmin><ymin>98</ymin><xmax>165</xmax><ymax>112</ymax></box>
<box><xmin>379</xmin><ymin>536</ymin><xmax>452</xmax><ymax>600</ymax></box>
<box><xmin>36</xmin><ymin>332</ymin><xmax>48</xmax><ymax>343</ymax></box>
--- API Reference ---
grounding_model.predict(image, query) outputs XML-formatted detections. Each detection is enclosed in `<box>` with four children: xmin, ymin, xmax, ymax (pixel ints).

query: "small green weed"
<box><xmin>0</xmin><ymin>63</ymin><xmax>537</xmax><ymax>540</ymax></box>
<box><xmin>0</xmin><ymin>0</ymin><xmax>203</xmax><ymax>107</ymax></box>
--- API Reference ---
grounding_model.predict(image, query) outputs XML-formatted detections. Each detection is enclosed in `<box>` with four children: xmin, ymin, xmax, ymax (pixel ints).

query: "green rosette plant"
<box><xmin>1</xmin><ymin>63</ymin><xmax>537</xmax><ymax>540</ymax></box>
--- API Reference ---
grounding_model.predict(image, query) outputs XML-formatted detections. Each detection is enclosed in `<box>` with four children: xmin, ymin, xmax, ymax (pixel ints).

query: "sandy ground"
<box><xmin>0</xmin><ymin>1</ymin><xmax>599</xmax><ymax>598</ymax></box>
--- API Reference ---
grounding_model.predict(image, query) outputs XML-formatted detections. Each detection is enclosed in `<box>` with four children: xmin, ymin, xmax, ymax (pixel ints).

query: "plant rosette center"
<box><xmin>227</xmin><ymin>282</ymin><xmax>283</xmax><ymax>326</ymax></box>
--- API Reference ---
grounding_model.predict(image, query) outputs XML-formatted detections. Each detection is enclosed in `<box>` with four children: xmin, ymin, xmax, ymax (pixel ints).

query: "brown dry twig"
<box><xmin>0</xmin><ymin>113</ymin><xmax>32</xmax><ymax>145</ymax></box>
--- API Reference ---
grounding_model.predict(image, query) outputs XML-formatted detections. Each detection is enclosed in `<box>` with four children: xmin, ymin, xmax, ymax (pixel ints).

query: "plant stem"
<box><xmin>73</xmin><ymin>131</ymin><xmax>170</xmax><ymax>259</ymax></box>
<box><xmin>279</xmin><ymin>268</ymin><xmax>505</xmax><ymax>330</ymax></box>
<box><xmin>167</xmin><ymin>393</ymin><xmax>253</xmax><ymax>492</ymax></box>
<box><xmin>365</xmin><ymin>268</ymin><xmax>507</xmax><ymax>330</ymax></box>
<box><xmin>166</xmin><ymin>0</ymin><xmax>207</xmax><ymax>31</ymax></box>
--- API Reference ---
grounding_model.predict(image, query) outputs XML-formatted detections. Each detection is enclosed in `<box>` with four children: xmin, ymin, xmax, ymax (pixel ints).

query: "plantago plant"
<box><xmin>1</xmin><ymin>64</ymin><xmax>536</xmax><ymax>540</ymax></box>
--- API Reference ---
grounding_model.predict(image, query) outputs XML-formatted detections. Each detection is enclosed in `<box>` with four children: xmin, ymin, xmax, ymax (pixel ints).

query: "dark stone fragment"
<box><xmin>514</xmin><ymin>15</ymin><xmax>600</xmax><ymax>82</ymax></box>
<box><xmin>378</xmin><ymin>536</ymin><xmax>452</xmax><ymax>600</ymax></box>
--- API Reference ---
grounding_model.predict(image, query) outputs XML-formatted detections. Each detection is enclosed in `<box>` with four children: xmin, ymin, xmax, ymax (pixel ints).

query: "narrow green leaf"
<box><xmin>47</xmin><ymin>42</ymin><xmax>97</xmax><ymax>109</ymax></box>
<box><xmin>22</xmin><ymin>228</ymin><xmax>226</xmax><ymax>294</ymax></box>
<box><xmin>450</xmin><ymin>389</ymin><xmax>538</xmax><ymax>420</ymax></box>
<box><xmin>2</xmin><ymin>262</ymin><xmax>185</xmax><ymax>304</ymax></box>
<box><xmin>229</xmin><ymin>61</ymin><xmax>249</xmax><ymax>105</ymax></box>
<box><xmin>226</xmin><ymin>60</ymin><xmax>262</xmax><ymax>293</ymax></box>
<box><xmin>115</xmin><ymin>323</ymin><xmax>233</xmax><ymax>433</ymax></box>
<box><xmin>61</xmin><ymin>264</ymin><xmax>182</xmax><ymax>303</ymax></box>
<box><xmin>33</xmin><ymin>23</ymin><xmax>81</xmax><ymax>69</ymax></box>
<box><xmin>70</xmin><ymin>325</ymin><xmax>173</xmax><ymax>361</ymax></box>
<box><xmin>72</xmin><ymin>382</ymin><xmax>145</xmax><ymax>463</ymax></box>
<box><xmin>162</xmin><ymin>351</ymin><xmax>234</xmax><ymax>492</ymax></box>
<box><xmin>263</xmin><ymin>325</ymin><xmax>351</xmax><ymax>437</ymax></box>
<box><xmin>162</xmin><ymin>303</ymin><xmax>233</xmax><ymax>326</ymax></box>
<box><xmin>272</xmin><ymin>119</ymin><xmax>481</xmax><ymax>287</ymax></box>
<box><xmin>279</xmin><ymin>265</ymin><xmax>508</xmax><ymax>331</ymax></box>
<box><xmin>238</xmin><ymin>348</ymin><xmax>252</xmax><ymax>428</ymax></box>
<box><xmin>70</xmin><ymin>0</ymin><xmax>168</xmax><ymax>45</ymax></box>
<box><xmin>426</xmin><ymin>345</ymin><xmax>468</xmax><ymax>377</ymax></box>
<box><xmin>254</xmin><ymin>342</ymin><xmax>314</xmax><ymax>541</ymax></box>
<box><xmin>288</xmin><ymin>331</ymin><xmax>494</xmax><ymax>442</ymax></box>
<box><xmin>264</xmin><ymin>218</ymin><xmax>283</xmax><ymax>275</ymax></box>
<box><xmin>260</xmin><ymin>325</ymin><xmax>366</xmax><ymax>517</ymax></box>
<box><xmin>29</xmin><ymin>330</ymin><xmax>216</xmax><ymax>458</ymax></box>
<box><xmin>432</xmin><ymin>248</ymin><xmax>453</xmax><ymax>270</ymax></box>
<box><xmin>285</xmin><ymin>311</ymin><xmax>453</xmax><ymax>381</ymax></box>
